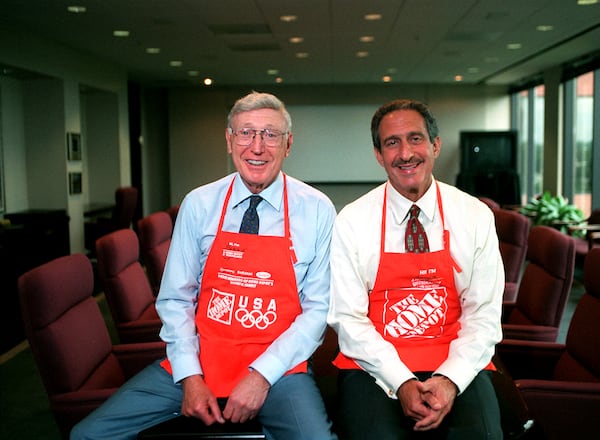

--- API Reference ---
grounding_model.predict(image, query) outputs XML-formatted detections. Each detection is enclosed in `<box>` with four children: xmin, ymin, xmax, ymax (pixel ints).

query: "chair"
<box><xmin>568</xmin><ymin>208</ymin><xmax>600</xmax><ymax>265</ymax></box>
<box><xmin>166</xmin><ymin>205</ymin><xmax>180</xmax><ymax>225</ymax></box>
<box><xmin>502</xmin><ymin>225</ymin><xmax>575</xmax><ymax>342</ymax></box>
<box><xmin>479</xmin><ymin>196</ymin><xmax>501</xmax><ymax>211</ymax></box>
<box><xmin>496</xmin><ymin>247</ymin><xmax>600</xmax><ymax>440</ymax></box>
<box><xmin>494</xmin><ymin>208</ymin><xmax>530</xmax><ymax>302</ymax></box>
<box><xmin>137</xmin><ymin>211</ymin><xmax>173</xmax><ymax>295</ymax></box>
<box><xmin>18</xmin><ymin>253</ymin><xmax>165</xmax><ymax>439</ymax></box>
<box><xmin>96</xmin><ymin>229</ymin><xmax>162</xmax><ymax>343</ymax></box>
<box><xmin>84</xmin><ymin>186</ymin><xmax>139</xmax><ymax>254</ymax></box>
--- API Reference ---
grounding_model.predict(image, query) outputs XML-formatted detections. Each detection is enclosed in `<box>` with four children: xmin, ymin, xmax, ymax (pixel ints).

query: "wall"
<box><xmin>166</xmin><ymin>85</ymin><xmax>510</xmax><ymax>207</ymax></box>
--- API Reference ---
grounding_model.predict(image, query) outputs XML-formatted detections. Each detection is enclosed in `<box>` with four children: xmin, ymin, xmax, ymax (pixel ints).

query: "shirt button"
<box><xmin>388</xmin><ymin>389</ymin><xmax>395</xmax><ymax>397</ymax></box>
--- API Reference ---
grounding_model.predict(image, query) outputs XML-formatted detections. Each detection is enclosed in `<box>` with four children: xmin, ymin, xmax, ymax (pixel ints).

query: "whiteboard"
<box><xmin>282</xmin><ymin>105</ymin><xmax>386</xmax><ymax>182</ymax></box>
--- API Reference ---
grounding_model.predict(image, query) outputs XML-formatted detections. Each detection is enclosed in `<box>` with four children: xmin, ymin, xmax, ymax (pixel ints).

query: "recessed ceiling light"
<box><xmin>364</xmin><ymin>13</ymin><xmax>382</xmax><ymax>21</ymax></box>
<box><xmin>578</xmin><ymin>0</ymin><xmax>598</xmax><ymax>5</ymax></box>
<box><xmin>146</xmin><ymin>47</ymin><xmax>161</xmax><ymax>54</ymax></box>
<box><xmin>169</xmin><ymin>60</ymin><xmax>183</xmax><ymax>67</ymax></box>
<box><xmin>507</xmin><ymin>43</ymin><xmax>522</xmax><ymax>50</ymax></box>
<box><xmin>536</xmin><ymin>25</ymin><xmax>554</xmax><ymax>31</ymax></box>
<box><xmin>454</xmin><ymin>75</ymin><xmax>463</xmax><ymax>82</ymax></box>
<box><xmin>359</xmin><ymin>36</ymin><xmax>375</xmax><ymax>43</ymax></box>
<box><xmin>387</xmin><ymin>67</ymin><xmax>398</xmax><ymax>74</ymax></box>
<box><xmin>113</xmin><ymin>30</ymin><xmax>130</xmax><ymax>37</ymax></box>
<box><xmin>295</xmin><ymin>52</ymin><xmax>309</xmax><ymax>59</ymax></box>
<box><xmin>485</xmin><ymin>56</ymin><xmax>499</xmax><ymax>63</ymax></box>
<box><xmin>67</xmin><ymin>6</ymin><xmax>86</xmax><ymax>13</ymax></box>
<box><xmin>188</xmin><ymin>70</ymin><xmax>199</xmax><ymax>77</ymax></box>
<box><xmin>267</xmin><ymin>69</ymin><xmax>279</xmax><ymax>75</ymax></box>
<box><xmin>280</xmin><ymin>15</ymin><xmax>298</xmax><ymax>22</ymax></box>
<box><xmin>203</xmin><ymin>78</ymin><xmax>213</xmax><ymax>86</ymax></box>
<box><xmin>467</xmin><ymin>67</ymin><xmax>479</xmax><ymax>74</ymax></box>
<box><xmin>356</xmin><ymin>51</ymin><xmax>369</xmax><ymax>58</ymax></box>
<box><xmin>275</xmin><ymin>77</ymin><xmax>283</xmax><ymax>83</ymax></box>
<box><xmin>289</xmin><ymin>37</ymin><xmax>304</xmax><ymax>44</ymax></box>
<box><xmin>382</xmin><ymin>75</ymin><xmax>392</xmax><ymax>83</ymax></box>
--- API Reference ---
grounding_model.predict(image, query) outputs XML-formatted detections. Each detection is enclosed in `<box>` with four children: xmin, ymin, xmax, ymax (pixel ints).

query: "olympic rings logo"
<box><xmin>235</xmin><ymin>308</ymin><xmax>277</xmax><ymax>329</ymax></box>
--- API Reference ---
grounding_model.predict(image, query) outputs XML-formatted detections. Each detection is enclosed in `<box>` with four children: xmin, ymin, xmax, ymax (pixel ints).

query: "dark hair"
<box><xmin>370</xmin><ymin>99</ymin><xmax>439</xmax><ymax>151</ymax></box>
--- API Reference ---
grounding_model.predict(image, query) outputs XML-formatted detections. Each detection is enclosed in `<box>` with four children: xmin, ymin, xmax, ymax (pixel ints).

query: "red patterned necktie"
<box><xmin>239</xmin><ymin>195</ymin><xmax>262</xmax><ymax>234</ymax></box>
<box><xmin>405</xmin><ymin>205</ymin><xmax>430</xmax><ymax>253</ymax></box>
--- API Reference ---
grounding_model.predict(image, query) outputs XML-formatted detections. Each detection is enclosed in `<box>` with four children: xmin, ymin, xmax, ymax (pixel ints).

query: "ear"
<box><xmin>284</xmin><ymin>132</ymin><xmax>293</xmax><ymax>157</ymax></box>
<box><xmin>432</xmin><ymin>136</ymin><xmax>441</xmax><ymax>158</ymax></box>
<box><xmin>374</xmin><ymin>147</ymin><xmax>384</xmax><ymax>167</ymax></box>
<box><xmin>226</xmin><ymin>128</ymin><xmax>234</xmax><ymax>154</ymax></box>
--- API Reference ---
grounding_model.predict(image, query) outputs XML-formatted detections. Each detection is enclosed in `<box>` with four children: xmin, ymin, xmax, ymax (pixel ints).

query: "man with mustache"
<box><xmin>328</xmin><ymin>99</ymin><xmax>503</xmax><ymax>439</ymax></box>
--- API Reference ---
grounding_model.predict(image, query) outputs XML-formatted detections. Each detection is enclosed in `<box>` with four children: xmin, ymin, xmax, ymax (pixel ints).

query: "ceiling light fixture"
<box><xmin>203</xmin><ymin>78</ymin><xmax>213</xmax><ymax>86</ymax></box>
<box><xmin>67</xmin><ymin>6</ymin><xmax>86</xmax><ymax>13</ymax></box>
<box><xmin>454</xmin><ymin>75</ymin><xmax>463</xmax><ymax>82</ymax></box>
<box><xmin>289</xmin><ymin>37</ymin><xmax>304</xmax><ymax>44</ymax></box>
<box><xmin>507</xmin><ymin>43</ymin><xmax>522</xmax><ymax>50</ymax></box>
<box><xmin>275</xmin><ymin>77</ymin><xmax>283</xmax><ymax>83</ymax></box>
<box><xmin>295</xmin><ymin>52</ymin><xmax>309</xmax><ymax>58</ymax></box>
<box><xmin>536</xmin><ymin>25</ymin><xmax>554</xmax><ymax>31</ymax></box>
<box><xmin>169</xmin><ymin>60</ymin><xmax>183</xmax><ymax>67</ymax></box>
<box><xmin>577</xmin><ymin>0</ymin><xmax>598</xmax><ymax>5</ymax></box>
<box><xmin>113</xmin><ymin>30</ymin><xmax>130</xmax><ymax>37</ymax></box>
<box><xmin>356</xmin><ymin>51</ymin><xmax>369</xmax><ymax>58</ymax></box>
<box><xmin>382</xmin><ymin>75</ymin><xmax>392</xmax><ymax>83</ymax></box>
<box><xmin>146</xmin><ymin>48</ymin><xmax>161</xmax><ymax>54</ymax></box>
<box><xmin>359</xmin><ymin>36</ymin><xmax>375</xmax><ymax>43</ymax></box>
<box><xmin>280</xmin><ymin>15</ymin><xmax>298</xmax><ymax>22</ymax></box>
<box><xmin>364</xmin><ymin>13</ymin><xmax>382</xmax><ymax>21</ymax></box>
<box><xmin>188</xmin><ymin>71</ymin><xmax>199</xmax><ymax>77</ymax></box>
<box><xmin>267</xmin><ymin>69</ymin><xmax>279</xmax><ymax>75</ymax></box>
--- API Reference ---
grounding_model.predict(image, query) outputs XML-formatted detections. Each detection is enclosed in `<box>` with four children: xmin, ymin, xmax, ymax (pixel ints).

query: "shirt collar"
<box><xmin>388</xmin><ymin>178</ymin><xmax>437</xmax><ymax>225</ymax></box>
<box><xmin>231</xmin><ymin>172</ymin><xmax>284</xmax><ymax>212</ymax></box>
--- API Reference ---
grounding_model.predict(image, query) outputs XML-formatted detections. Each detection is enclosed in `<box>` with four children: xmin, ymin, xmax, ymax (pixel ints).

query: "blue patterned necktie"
<box><xmin>239</xmin><ymin>195</ymin><xmax>262</xmax><ymax>234</ymax></box>
<box><xmin>405</xmin><ymin>205</ymin><xmax>430</xmax><ymax>253</ymax></box>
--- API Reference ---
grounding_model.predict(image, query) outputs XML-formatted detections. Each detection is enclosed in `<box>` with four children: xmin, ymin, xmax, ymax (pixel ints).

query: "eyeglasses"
<box><xmin>230</xmin><ymin>128</ymin><xmax>288</xmax><ymax>147</ymax></box>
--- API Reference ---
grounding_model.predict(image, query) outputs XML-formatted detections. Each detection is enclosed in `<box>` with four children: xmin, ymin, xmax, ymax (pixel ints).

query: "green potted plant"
<box><xmin>520</xmin><ymin>191</ymin><xmax>585</xmax><ymax>237</ymax></box>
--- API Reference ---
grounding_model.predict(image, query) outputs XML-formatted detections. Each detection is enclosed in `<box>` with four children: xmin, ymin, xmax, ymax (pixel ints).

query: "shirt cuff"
<box><xmin>250</xmin><ymin>352</ymin><xmax>287</xmax><ymax>386</ymax></box>
<box><xmin>170</xmin><ymin>352</ymin><xmax>203</xmax><ymax>384</ymax></box>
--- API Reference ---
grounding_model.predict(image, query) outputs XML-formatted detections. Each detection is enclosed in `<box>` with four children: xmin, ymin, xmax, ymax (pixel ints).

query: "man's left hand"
<box><xmin>412</xmin><ymin>375</ymin><xmax>458</xmax><ymax>431</ymax></box>
<box><xmin>223</xmin><ymin>370</ymin><xmax>271</xmax><ymax>423</ymax></box>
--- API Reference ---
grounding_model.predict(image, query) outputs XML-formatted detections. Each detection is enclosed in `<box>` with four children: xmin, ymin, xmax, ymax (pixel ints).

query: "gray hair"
<box><xmin>227</xmin><ymin>91</ymin><xmax>292</xmax><ymax>131</ymax></box>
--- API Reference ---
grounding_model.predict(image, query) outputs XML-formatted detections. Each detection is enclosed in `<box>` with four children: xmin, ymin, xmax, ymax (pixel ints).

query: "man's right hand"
<box><xmin>181</xmin><ymin>374</ymin><xmax>225</xmax><ymax>425</ymax></box>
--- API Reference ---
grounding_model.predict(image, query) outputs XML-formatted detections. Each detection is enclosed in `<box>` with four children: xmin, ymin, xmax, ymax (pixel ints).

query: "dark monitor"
<box><xmin>460</xmin><ymin>130</ymin><xmax>517</xmax><ymax>172</ymax></box>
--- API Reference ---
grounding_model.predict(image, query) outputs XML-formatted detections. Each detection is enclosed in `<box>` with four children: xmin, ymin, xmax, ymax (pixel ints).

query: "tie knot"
<box><xmin>409</xmin><ymin>204</ymin><xmax>420</xmax><ymax>219</ymax></box>
<box><xmin>248</xmin><ymin>195</ymin><xmax>263</xmax><ymax>209</ymax></box>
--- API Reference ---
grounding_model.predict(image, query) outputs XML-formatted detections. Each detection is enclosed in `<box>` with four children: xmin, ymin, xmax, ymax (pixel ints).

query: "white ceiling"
<box><xmin>1</xmin><ymin>0</ymin><xmax>599</xmax><ymax>87</ymax></box>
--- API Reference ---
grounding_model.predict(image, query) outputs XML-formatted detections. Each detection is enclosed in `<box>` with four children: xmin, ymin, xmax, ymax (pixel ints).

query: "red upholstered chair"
<box><xmin>166</xmin><ymin>204</ymin><xmax>180</xmax><ymax>226</ymax></box>
<box><xmin>84</xmin><ymin>186</ymin><xmax>139</xmax><ymax>254</ymax></box>
<box><xmin>96</xmin><ymin>229</ymin><xmax>162</xmax><ymax>343</ymax></box>
<box><xmin>568</xmin><ymin>208</ymin><xmax>600</xmax><ymax>265</ymax></box>
<box><xmin>494</xmin><ymin>208</ymin><xmax>530</xmax><ymax>302</ymax></box>
<box><xmin>137</xmin><ymin>211</ymin><xmax>173</xmax><ymax>295</ymax></box>
<box><xmin>18</xmin><ymin>254</ymin><xmax>165</xmax><ymax>439</ymax></box>
<box><xmin>496</xmin><ymin>247</ymin><xmax>600</xmax><ymax>440</ymax></box>
<box><xmin>502</xmin><ymin>225</ymin><xmax>575</xmax><ymax>342</ymax></box>
<box><xmin>479</xmin><ymin>196</ymin><xmax>501</xmax><ymax>211</ymax></box>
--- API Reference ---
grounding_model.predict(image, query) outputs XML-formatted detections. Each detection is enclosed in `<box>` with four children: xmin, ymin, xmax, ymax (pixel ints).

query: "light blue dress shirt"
<box><xmin>156</xmin><ymin>172</ymin><xmax>336</xmax><ymax>386</ymax></box>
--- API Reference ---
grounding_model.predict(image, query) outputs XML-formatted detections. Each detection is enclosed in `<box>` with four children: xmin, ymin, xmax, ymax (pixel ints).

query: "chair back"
<box><xmin>96</xmin><ymin>229</ymin><xmax>161</xmax><ymax>343</ymax></box>
<box><xmin>479</xmin><ymin>196</ymin><xmax>500</xmax><ymax>211</ymax></box>
<box><xmin>166</xmin><ymin>204</ymin><xmax>180</xmax><ymax>225</ymax></box>
<box><xmin>505</xmin><ymin>225</ymin><xmax>575</xmax><ymax>340</ymax></box>
<box><xmin>553</xmin><ymin>247</ymin><xmax>600</xmax><ymax>381</ymax></box>
<box><xmin>494</xmin><ymin>208</ymin><xmax>529</xmax><ymax>285</ymax></box>
<box><xmin>19</xmin><ymin>254</ymin><xmax>125</xmax><ymax>396</ymax></box>
<box><xmin>137</xmin><ymin>211</ymin><xmax>173</xmax><ymax>295</ymax></box>
<box><xmin>112</xmin><ymin>186</ymin><xmax>138</xmax><ymax>229</ymax></box>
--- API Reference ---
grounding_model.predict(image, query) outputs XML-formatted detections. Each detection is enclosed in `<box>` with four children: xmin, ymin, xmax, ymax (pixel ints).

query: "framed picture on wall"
<box><xmin>69</xmin><ymin>172</ymin><xmax>82</xmax><ymax>195</ymax></box>
<box><xmin>67</xmin><ymin>132</ymin><xmax>82</xmax><ymax>161</ymax></box>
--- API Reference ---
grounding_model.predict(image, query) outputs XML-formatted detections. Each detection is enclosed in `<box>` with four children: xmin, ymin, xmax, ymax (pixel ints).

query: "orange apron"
<box><xmin>334</xmin><ymin>182</ymin><xmax>494</xmax><ymax>372</ymax></box>
<box><xmin>162</xmin><ymin>174</ymin><xmax>307</xmax><ymax>397</ymax></box>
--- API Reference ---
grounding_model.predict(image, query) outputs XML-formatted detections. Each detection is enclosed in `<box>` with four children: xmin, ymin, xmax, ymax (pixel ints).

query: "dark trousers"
<box><xmin>336</xmin><ymin>370</ymin><xmax>502</xmax><ymax>440</ymax></box>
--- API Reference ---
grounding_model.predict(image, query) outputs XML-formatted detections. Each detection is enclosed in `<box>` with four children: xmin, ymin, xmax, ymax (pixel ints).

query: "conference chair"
<box><xmin>137</xmin><ymin>211</ymin><xmax>173</xmax><ymax>295</ymax></box>
<box><xmin>479</xmin><ymin>196</ymin><xmax>501</xmax><ymax>211</ymax></box>
<box><xmin>96</xmin><ymin>229</ymin><xmax>162</xmax><ymax>343</ymax></box>
<box><xmin>502</xmin><ymin>225</ymin><xmax>575</xmax><ymax>342</ymax></box>
<box><xmin>18</xmin><ymin>253</ymin><xmax>165</xmax><ymax>439</ymax></box>
<box><xmin>84</xmin><ymin>186</ymin><xmax>138</xmax><ymax>255</ymax></box>
<box><xmin>494</xmin><ymin>208</ymin><xmax>530</xmax><ymax>302</ymax></box>
<box><xmin>568</xmin><ymin>208</ymin><xmax>600</xmax><ymax>265</ymax></box>
<box><xmin>496</xmin><ymin>247</ymin><xmax>600</xmax><ymax>440</ymax></box>
<box><xmin>166</xmin><ymin>204</ymin><xmax>180</xmax><ymax>225</ymax></box>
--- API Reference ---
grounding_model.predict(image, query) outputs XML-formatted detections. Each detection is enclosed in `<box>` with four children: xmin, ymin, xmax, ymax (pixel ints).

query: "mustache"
<box><xmin>391</xmin><ymin>158</ymin><xmax>422</xmax><ymax>167</ymax></box>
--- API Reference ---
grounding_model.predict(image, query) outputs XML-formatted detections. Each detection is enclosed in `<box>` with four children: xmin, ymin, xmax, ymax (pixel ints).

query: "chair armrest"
<box><xmin>501</xmin><ymin>323</ymin><xmax>559</xmax><ymax>342</ymax></box>
<box><xmin>116</xmin><ymin>319</ymin><xmax>163</xmax><ymax>343</ymax></box>
<box><xmin>515</xmin><ymin>380</ymin><xmax>600</xmax><ymax>439</ymax></box>
<box><xmin>496</xmin><ymin>339</ymin><xmax>564</xmax><ymax>380</ymax></box>
<box><xmin>113</xmin><ymin>341</ymin><xmax>166</xmax><ymax>378</ymax></box>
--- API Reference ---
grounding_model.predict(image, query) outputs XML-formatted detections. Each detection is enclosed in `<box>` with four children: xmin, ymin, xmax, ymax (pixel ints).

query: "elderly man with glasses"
<box><xmin>71</xmin><ymin>92</ymin><xmax>338</xmax><ymax>440</ymax></box>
